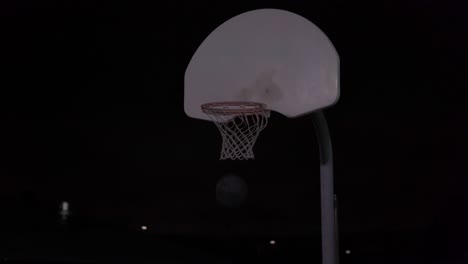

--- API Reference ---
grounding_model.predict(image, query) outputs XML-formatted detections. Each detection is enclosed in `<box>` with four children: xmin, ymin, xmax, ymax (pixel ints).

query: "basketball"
<box><xmin>216</xmin><ymin>174</ymin><xmax>248</xmax><ymax>208</ymax></box>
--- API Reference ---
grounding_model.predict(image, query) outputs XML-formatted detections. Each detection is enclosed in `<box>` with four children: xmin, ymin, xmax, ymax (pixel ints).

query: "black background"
<box><xmin>0</xmin><ymin>1</ymin><xmax>467</xmax><ymax>263</ymax></box>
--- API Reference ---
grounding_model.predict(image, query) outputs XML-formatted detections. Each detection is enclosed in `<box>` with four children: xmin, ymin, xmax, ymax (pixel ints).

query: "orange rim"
<box><xmin>201</xmin><ymin>102</ymin><xmax>268</xmax><ymax>115</ymax></box>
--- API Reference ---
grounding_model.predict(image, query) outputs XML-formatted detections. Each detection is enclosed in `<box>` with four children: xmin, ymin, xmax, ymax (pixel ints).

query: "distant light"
<box><xmin>345</xmin><ymin>250</ymin><xmax>351</xmax><ymax>254</ymax></box>
<box><xmin>269</xmin><ymin>240</ymin><xmax>276</xmax><ymax>245</ymax></box>
<box><xmin>141</xmin><ymin>225</ymin><xmax>148</xmax><ymax>230</ymax></box>
<box><xmin>61</xmin><ymin>201</ymin><xmax>69</xmax><ymax>211</ymax></box>
<box><xmin>59</xmin><ymin>201</ymin><xmax>70</xmax><ymax>220</ymax></box>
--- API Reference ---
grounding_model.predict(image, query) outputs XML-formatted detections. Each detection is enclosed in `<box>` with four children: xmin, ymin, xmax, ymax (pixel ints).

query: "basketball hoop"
<box><xmin>186</xmin><ymin>9</ymin><xmax>341</xmax><ymax>264</ymax></box>
<box><xmin>201</xmin><ymin>102</ymin><xmax>270</xmax><ymax>160</ymax></box>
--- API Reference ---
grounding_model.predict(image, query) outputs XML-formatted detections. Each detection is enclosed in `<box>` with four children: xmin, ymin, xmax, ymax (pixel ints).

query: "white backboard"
<box><xmin>185</xmin><ymin>9</ymin><xmax>339</xmax><ymax>121</ymax></box>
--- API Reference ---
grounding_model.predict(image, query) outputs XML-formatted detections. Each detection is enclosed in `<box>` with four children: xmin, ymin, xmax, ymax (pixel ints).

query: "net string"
<box><xmin>204</xmin><ymin>108</ymin><xmax>269</xmax><ymax>160</ymax></box>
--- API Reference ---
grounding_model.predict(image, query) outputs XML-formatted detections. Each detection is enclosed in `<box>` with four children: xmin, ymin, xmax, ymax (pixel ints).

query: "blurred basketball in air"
<box><xmin>216</xmin><ymin>174</ymin><xmax>248</xmax><ymax>208</ymax></box>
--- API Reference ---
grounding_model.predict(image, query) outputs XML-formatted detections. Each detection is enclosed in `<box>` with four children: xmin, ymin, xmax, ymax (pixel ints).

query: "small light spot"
<box><xmin>269</xmin><ymin>240</ymin><xmax>276</xmax><ymax>245</ymax></box>
<box><xmin>345</xmin><ymin>250</ymin><xmax>351</xmax><ymax>254</ymax></box>
<box><xmin>141</xmin><ymin>225</ymin><xmax>148</xmax><ymax>230</ymax></box>
<box><xmin>61</xmin><ymin>201</ymin><xmax>69</xmax><ymax>211</ymax></box>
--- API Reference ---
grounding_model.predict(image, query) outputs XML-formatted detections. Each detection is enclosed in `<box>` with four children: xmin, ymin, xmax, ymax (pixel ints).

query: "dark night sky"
<box><xmin>0</xmin><ymin>0</ymin><xmax>467</xmax><ymax>263</ymax></box>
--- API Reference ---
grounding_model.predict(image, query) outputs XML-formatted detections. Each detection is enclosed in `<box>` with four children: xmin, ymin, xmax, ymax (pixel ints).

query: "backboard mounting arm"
<box><xmin>312</xmin><ymin>111</ymin><xmax>339</xmax><ymax>264</ymax></box>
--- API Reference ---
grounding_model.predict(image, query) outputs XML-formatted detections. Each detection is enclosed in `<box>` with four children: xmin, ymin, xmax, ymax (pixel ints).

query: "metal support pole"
<box><xmin>312</xmin><ymin>111</ymin><xmax>338</xmax><ymax>264</ymax></box>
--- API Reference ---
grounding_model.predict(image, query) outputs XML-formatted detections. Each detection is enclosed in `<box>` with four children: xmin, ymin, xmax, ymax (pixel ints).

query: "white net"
<box><xmin>202</xmin><ymin>102</ymin><xmax>270</xmax><ymax>160</ymax></box>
